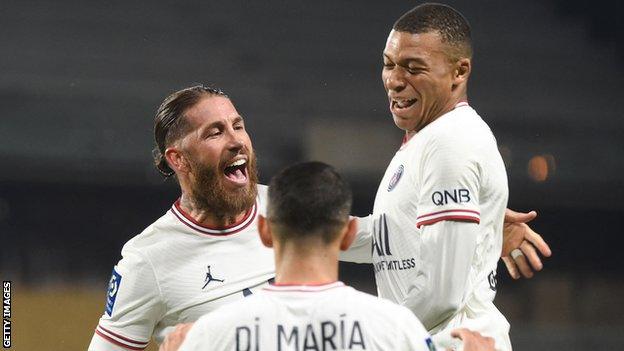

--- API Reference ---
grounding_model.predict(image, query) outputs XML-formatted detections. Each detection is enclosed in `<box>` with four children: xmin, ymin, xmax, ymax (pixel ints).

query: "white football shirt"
<box><xmin>179</xmin><ymin>282</ymin><xmax>436</xmax><ymax>351</ymax></box>
<box><xmin>88</xmin><ymin>185</ymin><xmax>276</xmax><ymax>350</ymax></box>
<box><xmin>371</xmin><ymin>102</ymin><xmax>511</xmax><ymax>350</ymax></box>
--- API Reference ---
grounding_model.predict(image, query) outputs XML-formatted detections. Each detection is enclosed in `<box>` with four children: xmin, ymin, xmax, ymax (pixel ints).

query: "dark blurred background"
<box><xmin>1</xmin><ymin>0</ymin><xmax>623</xmax><ymax>350</ymax></box>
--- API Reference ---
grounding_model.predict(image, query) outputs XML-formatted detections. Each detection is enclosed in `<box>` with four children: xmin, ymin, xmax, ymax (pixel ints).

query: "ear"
<box><xmin>339</xmin><ymin>218</ymin><xmax>358</xmax><ymax>251</ymax></box>
<box><xmin>452</xmin><ymin>58</ymin><xmax>471</xmax><ymax>87</ymax></box>
<box><xmin>165</xmin><ymin>146</ymin><xmax>190</xmax><ymax>174</ymax></box>
<box><xmin>258</xmin><ymin>215</ymin><xmax>274</xmax><ymax>248</ymax></box>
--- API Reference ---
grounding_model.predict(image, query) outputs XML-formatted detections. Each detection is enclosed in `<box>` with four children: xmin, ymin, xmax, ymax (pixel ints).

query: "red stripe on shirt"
<box><xmin>98</xmin><ymin>325</ymin><xmax>148</xmax><ymax>346</ymax></box>
<box><xmin>95</xmin><ymin>330</ymin><xmax>147</xmax><ymax>350</ymax></box>
<box><xmin>416</xmin><ymin>209</ymin><xmax>480</xmax><ymax>219</ymax></box>
<box><xmin>416</xmin><ymin>215</ymin><xmax>480</xmax><ymax>228</ymax></box>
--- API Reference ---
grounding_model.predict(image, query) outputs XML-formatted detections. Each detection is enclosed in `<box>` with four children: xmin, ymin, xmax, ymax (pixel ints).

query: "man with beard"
<box><xmin>88</xmin><ymin>85</ymin><xmax>274</xmax><ymax>351</ymax></box>
<box><xmin>89</xmin><ymin>84</ymin><xmax>547</xmax><ymax>351</ymax></box>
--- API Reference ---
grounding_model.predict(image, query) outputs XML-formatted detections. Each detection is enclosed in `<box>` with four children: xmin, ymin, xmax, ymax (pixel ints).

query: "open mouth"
<box><xmin>391</xmin><ymin>98</ymin><xmax>417</xmax><ymax>111</ymax></box>
<box><xmin>223</xmin><ymin>158</ymin><xmax>248</xmax><ymax>185</ymax></box>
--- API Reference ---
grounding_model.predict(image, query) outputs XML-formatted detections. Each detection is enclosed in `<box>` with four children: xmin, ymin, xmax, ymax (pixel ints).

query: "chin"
<box><xmin>392</xmin><ymin>116</ymin><xmax>416</xmax><ymax>132</ymax></box>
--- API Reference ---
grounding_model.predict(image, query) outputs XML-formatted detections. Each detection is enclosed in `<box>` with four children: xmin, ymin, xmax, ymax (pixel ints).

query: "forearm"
<box><xmin>405</xmin><ymin>220</ymin><xmax>479</xmax><ymax>329</ymax></box>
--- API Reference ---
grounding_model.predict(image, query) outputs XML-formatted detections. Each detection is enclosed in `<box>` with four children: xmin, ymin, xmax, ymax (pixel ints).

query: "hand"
<box><xmin>450</xmin><ymin>328</ymin><xmax>495</xmax><ymax>351</ymax></box>
<box><xmin>501</xmin><ymin>209</ymin><xmax>552</xmax><ymax>279</ymax></box>
<box><xmin>159</xmin><ymin>323</ymin><xmax>194</xmax><ymax>351</ymax></box>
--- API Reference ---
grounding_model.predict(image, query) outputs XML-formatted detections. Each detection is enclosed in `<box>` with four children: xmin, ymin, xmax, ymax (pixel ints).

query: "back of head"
<box><xmin>267</xmin><ymin>161</ymin><xmax>352</xmax><ymax>244</ymax></box>
<box><xmin>152</xmin><ymin>84</ymin><xmax>228</xmax><ymax>178</ymax></box>
<box><xmin>393</xmin><ymin>2</ymin><xmax>472</xmax><ymax>60</ymax></box>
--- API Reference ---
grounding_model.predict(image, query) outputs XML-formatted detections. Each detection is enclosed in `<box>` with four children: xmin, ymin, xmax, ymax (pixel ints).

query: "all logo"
<box><xmin>387</xmin><ymin>164</ymin><xmax>404</xmax><ymax>191</ymax></box>
<box><xmin>105</xmin><ymin>267</ymin><xmax>122</xmax><ymax>316</ymax></box>
<box><xmin>202</xmin><ymin>265</ymin><xmax>224</xmax><ymax>289</ymax></box>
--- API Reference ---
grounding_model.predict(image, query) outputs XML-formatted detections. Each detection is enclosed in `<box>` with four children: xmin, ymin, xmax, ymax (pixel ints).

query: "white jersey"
<box><xmin>179</xmin><ymin>282</ymin><xmax>435</xmax><ymax>351</ymax></box>
<box><xmin>88</xmin><ymin>185</ymin><xmax>275</xmax><ymax>351</ymax></box>
<box><xmin>371</xmin><ymin>103</ymin><xmax>510</xmax><ymax>350</ymax></box>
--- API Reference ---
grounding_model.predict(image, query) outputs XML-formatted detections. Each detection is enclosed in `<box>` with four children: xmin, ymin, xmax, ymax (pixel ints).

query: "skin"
<box><xmin>382</xmin><ymin>30</ymin><xmax>470</xmax><ymax>141</ymax></box>
<box><xmin>164</xmin><ymin>96</ymin><xmax>255</xmax><ymax>227</ymax></box>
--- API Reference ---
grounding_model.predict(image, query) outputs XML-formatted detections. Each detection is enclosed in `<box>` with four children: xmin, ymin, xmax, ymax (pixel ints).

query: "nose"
<box><xmin>225</xmin><ymin>129</ymin><xmax>245</xmax><ymax>152</ymax></box>
<box><xmin>384</xmin><ymin>69</ymin><xmax>406</xmax><ymax>93</ymax></box>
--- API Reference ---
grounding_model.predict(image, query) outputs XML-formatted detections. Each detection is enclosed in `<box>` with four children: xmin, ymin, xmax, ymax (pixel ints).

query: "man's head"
<box><xmin>258</xmin><ymin>162</ymin><xmax>357</xmax><ymax>252</ymax></box>
<box><xmin>153</xmin><ymin>85</ymin><xmax>258</xmax><ymax>218</ymax></box>
<box><xmin>382</xmin><ymin>3</ymin><xmax>472</xmax><ymax>133</ymax></box>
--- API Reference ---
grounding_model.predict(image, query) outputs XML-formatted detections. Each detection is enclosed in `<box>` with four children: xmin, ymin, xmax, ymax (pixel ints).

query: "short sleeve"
<box><xmin>416</xmin><ymin>136</ymin><xmax>481</xmax><ymax>228</ymax></box>
<box><xmin>89</xmin><ymin>246</ymin><xmax>165</xmax><ymax>350</ymax></box>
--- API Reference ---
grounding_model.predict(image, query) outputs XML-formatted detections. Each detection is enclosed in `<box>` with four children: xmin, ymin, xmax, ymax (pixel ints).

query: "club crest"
<box><xmin>387</xmin><ymin>165</ymin><xmax>404</xmax><ymax>191</ymax></box>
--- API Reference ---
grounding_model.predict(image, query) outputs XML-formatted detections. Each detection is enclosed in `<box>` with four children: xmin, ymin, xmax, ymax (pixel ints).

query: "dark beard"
<box><xmin>189</xmin><ymin>153</ymin><xmax>259</xmax><ymax>221</ymax></box>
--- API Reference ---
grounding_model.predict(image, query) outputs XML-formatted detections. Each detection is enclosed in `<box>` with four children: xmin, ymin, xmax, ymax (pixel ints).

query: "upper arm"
<box><xmin>416</xmin><ymin>136</ymin><xmax>481</xmax><ymax>228</ymax></box>
<box><xmin>89</xmin><ymin>247</ymin><xmax>165</xmax><ymax>350</ymax></box>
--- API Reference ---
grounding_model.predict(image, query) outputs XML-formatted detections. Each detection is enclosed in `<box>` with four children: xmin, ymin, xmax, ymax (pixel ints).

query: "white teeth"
<box><xmin>394</xmin><ymin>99</ymin><xmax>416</xmax><ymax>108</ymax></box>
<box><xmin>228</xmin><ymin>159</ymin><xmax>246</xmax><ymax>167</ymax></box>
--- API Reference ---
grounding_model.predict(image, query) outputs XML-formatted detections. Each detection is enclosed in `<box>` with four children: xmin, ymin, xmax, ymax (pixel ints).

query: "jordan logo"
<box><xmin>202</xmin><ymin>265</ymin><xmax>224</xmax><ymax>289</ymax></box>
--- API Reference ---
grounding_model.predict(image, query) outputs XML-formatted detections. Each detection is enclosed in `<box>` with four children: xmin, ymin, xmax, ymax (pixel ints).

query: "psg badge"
<box><xmin>387</xmin><ymin>164</ymin><xmax>404</xmax><ymax>191</ymax></box>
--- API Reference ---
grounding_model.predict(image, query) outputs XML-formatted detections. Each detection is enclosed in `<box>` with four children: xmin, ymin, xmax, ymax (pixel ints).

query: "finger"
<box><xmin>525</xmin><ymin>230</ymin><xmax>552</xmax><ymax>257</ymax></box>
<box><xmin>504</xmin><ymin>209</ymin><xmax>537</xmax><ymax>224</ymax></box>
<box><xmin>513</xmin><ymin>251</ymin><xmax>534</xmax><ymax>278</ymax></box>
<box><xmin>502</xmin><ymin>256</ymin><xmax>520</xmax><ymax>279</ymax></box>
<box><xmin>450</xmin><ymin>328</ymin><xmax>470</xmax><ymax>340</ymax></box>
<box><xmin>485</xmin><ymin>336</ymin><xmax>495</xmax><ymax>348</ymax></box>
<box><xmin>520</xmin><ymin>241</ymin><xmax>543</xmax><ymax>271</ymax></box>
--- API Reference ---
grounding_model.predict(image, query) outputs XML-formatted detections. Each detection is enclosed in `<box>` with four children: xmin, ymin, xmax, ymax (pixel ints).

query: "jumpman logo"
<box><xmin>202</xmin><ymin>265</ymin><xmax>224</xmax><ymax>289</ymax></box>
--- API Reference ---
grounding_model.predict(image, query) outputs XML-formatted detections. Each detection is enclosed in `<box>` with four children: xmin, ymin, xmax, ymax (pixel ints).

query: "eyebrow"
<box><xmin>383</xmin><ymin>54</ymin><xmax>428</xmax><ymax>67</ymax></box>
<box><xmin>201</xmin><ymin>115</ymin><xmax>244</xmax><ymax>131</ymax></box>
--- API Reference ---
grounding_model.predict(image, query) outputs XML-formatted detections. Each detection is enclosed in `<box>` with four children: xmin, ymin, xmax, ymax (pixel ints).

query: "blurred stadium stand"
<box><xmin>1</xmin><ymin>0</ymin><xmax>623</xmax><ymax>349</ymax></box>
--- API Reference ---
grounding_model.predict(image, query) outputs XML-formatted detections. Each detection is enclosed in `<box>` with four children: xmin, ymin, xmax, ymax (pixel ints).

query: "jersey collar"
<box><xmin>263</xmin><ymin>281</ymin><xmax>345</xmax><ymax>293</ymax></box>
<box><xmin>170</xmin><ymin>199</ymin><xmax>257</xmax><ymax>236</ymax></box>
<box><xmin>399</xmin><ymin>101</ymin><xmax>470</xmax><ymax>150</ymax></box>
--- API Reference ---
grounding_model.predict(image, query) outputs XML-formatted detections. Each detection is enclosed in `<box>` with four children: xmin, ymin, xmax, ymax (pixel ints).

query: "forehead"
<box><xmin>383</xmin><ymin>30</ymin><xmax>448</xmax><ymax>61</ymax></box>
<box><xmin>184</xmin><ymin>95</ymin><xmax>240</xmax><ymax>128</ymax></box>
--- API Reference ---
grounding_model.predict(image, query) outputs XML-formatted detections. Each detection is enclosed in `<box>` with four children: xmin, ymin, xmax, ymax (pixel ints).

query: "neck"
<box><xmin>273</xmin><ymin>241</ymin><xmax>339</xmax><ymax>285</ymax></box>
<box><xmin>404</xmin><ymin>93</ymin><xmax>468</xmax><ymax>142</ymax></box>
<box><xmin>179</xmin><ymin>192</ymin><xmax>247</xmax><ymax>228</ymax></box>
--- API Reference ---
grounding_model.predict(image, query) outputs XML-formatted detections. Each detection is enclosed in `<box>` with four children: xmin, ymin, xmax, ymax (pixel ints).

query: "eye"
<box><xmin>407</xmin><ymin>66</ymin><xmax>424</xmax><ymax>74</ymax></box>
<box><xmin>233</xmin><ymin>123</ymin><xmax>245</xmax><ymax>131</ymax></box>
<box><xmin>206</xmin><ymin>130</ymin><xmax>221</xmax><ymax>138</ymax></box>
<box><xmin>383</xmin><ymin>62</ymin><xmax>394</xmax><ymax>69</ymax></box>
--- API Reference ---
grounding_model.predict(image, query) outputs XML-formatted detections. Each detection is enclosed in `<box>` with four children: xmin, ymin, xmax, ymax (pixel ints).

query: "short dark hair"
<box><xmin>152</xmin><ymin>85</ymin><xmax>228</xmax><ymax>177</ymax></box>
<box><xmin>393</xmin><ymin>3</ymin><xmax>472</xmax><ymax>59</ymax></box>
<box><xmin>267</xmin><ymin>162</ymin><xmax>352</xmax><ymax>244</ymax></box>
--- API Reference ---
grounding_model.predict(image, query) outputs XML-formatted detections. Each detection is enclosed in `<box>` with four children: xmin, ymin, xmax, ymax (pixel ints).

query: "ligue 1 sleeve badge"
<box><xmin>387</xmin><ymin>164</ymin><xmax>404</xmax><ymax>191</ymax></box>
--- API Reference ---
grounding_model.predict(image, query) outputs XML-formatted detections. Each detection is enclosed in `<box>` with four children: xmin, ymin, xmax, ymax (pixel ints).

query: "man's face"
<box><xmin>382</xmin><ymin>30</ymin><xmax>456</xmax><ymax>132</ymax></box>
<box><xmin>181</xmin><ymin>96</ymin><xmax>258</xmax><ymax>216</ymax></box>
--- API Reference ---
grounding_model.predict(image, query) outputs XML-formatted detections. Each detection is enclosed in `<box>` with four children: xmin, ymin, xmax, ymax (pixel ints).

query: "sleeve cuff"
<box><xmin>95</xmin><ymin>324</ymin><xmax>149</xmax><ymax>350</ymax></box>
<box><xmin>416</xmin><ymin>209</ymin><xmax>480</xmax><ymax>228</ymax></box>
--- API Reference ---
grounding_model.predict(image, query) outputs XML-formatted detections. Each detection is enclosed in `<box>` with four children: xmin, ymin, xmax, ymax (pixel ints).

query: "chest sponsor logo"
<box><xmin>431</xmin><ymin>188</ymin><xmax>471</xmax><ymax>206</ymax></box>
<box><xmin>105</xmin><ymin>268</ymin><xmax>122</xmax><ymax>316</ymax></box>
<box><xmin>387</xmin><ymin>164</ymin><xmax>404</xmax><ymax>191</ymax></box>
<box><xmin>372</xmin><ymin>214</ymin><xmax>416</xmax><ymax>273</ymax></box>
<box><xmin>202</xmin><ymin>265</ymin><xmax>225</xmax><ymax>289</ymax></box>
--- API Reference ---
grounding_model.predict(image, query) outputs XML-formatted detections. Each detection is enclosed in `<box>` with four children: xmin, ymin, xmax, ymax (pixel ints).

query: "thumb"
<box><xmin>504</xmin><ymin>209</ymin><xmax>537</xmax><ymax>224</ymax></box>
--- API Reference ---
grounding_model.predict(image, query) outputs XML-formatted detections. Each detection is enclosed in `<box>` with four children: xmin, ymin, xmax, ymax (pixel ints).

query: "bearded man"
<box><xmin>88</xmin><ymin>84</ymin><xmax>548</xmax><ymax>351</ymax></box>
<box><xmin>87</xmin><ymin>85</ymin><xmax>275</xmax><ymax>351</ymax></box>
